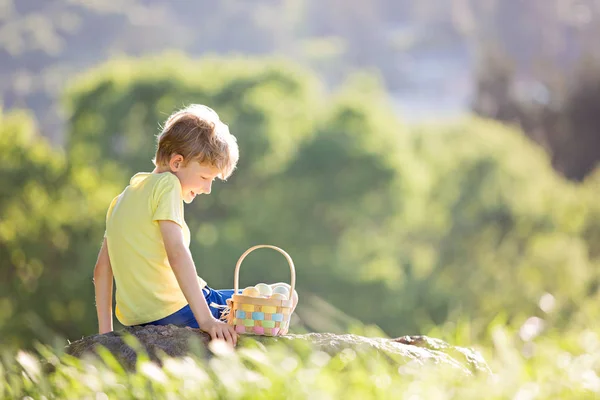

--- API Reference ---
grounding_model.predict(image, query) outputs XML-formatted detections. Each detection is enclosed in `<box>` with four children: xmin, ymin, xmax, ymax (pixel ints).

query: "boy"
<box><xmin>93</xmin><ymin>104</ymin><xmax>275</xmax><ymax>346</ymax></box>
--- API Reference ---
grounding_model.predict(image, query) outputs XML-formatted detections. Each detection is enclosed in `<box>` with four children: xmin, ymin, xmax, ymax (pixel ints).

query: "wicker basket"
<box><xmin>226</xmin><ymin>245</ymin><xmax>296</xmax><ymax>336</ymax></box>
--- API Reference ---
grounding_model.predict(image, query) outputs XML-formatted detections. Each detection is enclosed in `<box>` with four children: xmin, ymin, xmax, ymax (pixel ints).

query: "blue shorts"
<box><xmin>139</xmin><ymin>286</ymin><xmax>240</xmax><ymax>328</ymax></box>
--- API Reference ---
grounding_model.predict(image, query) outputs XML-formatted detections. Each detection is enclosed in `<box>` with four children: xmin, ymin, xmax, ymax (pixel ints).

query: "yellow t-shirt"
<box><xmin>105</xmin><ymin>172</ymin><xmax>207</xmax><ymax>326</ymax></box>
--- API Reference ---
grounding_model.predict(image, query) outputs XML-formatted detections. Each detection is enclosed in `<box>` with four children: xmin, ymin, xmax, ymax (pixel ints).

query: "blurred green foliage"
<box><xmin>0</xmin><ymin>109</ymin><xmax>120</xmax><ymax>348</ymax></box>
<box><xmin>3</xmin><ymin>322</ymin><xmax>600</xmax><ymax>399</ymax></box>
<box><xmin>1</xmin><ymin>54</ymin><xmax>599</xmax><ymax>349</ymax></box>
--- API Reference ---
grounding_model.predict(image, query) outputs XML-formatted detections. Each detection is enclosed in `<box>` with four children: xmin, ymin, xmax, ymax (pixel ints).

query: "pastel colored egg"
<box><xmin>254</xmin><ymin>283</ymin><xmax>272</xmax><ymax>297</ymax></box>
<box><xmin>272</xmin><ymin>285</ymin><xmax>290</xmax><ymax>297</ymax></box>
<box><xmin>242</xmin><ymin>286</ymin><xmax>260</xmax><ymax>297</ymax></box>
<box><xmin>270</xmin><ymin>293</ymin><xmax>287</xmax><ymax>301</ymax></box>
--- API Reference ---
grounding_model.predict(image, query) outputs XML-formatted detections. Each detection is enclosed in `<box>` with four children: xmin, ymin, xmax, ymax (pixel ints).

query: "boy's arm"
<box><xmin>158</xmin><ymin>220</ymin><xmax>237</xmax><ymax>346</ymax></box>
<box><xmin>93</xmin><ymin>238</ymin><xmax>114</xmax><ymax>334</ymax></box>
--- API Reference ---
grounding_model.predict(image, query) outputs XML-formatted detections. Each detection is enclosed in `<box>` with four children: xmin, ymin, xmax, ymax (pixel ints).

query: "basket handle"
<box><xmin>234</xmin><ymin>245</ymin><xmax>296</xmax><ymax>301</ymax></box>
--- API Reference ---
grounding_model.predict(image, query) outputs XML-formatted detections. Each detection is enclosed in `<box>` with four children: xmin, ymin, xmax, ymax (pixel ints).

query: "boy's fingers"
<box><xmin>223</xmin><ymin>330</ymin><xmax>233</xmax><ymax>346</ymax></box>
<box><xmin>220</xmin><ymin>325</ymin><xmax>236</xmax><ymax>346</ymax></box>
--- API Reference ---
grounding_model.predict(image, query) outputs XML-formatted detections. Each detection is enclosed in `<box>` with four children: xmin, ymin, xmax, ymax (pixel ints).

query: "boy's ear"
<box><xmin>169</xmin><ymin>154</ymin><xmax>184</xmax><ymax>171</ymax></box>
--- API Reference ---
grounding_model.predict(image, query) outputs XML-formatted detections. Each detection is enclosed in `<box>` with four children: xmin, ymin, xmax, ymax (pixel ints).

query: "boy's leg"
<box><xmin>139</xmin><ymin>304</ymin><xmax>199</xmax><ymax>329</ymax></box>
<box><xmin>204</xmin><ymin>287</ymin><xmax>241</xmax><ymax>320</ymax></box>
<box><xmin>136</xmin><ymin>286</ymin><xmax>234</xmax><ymax>329</ymax></box>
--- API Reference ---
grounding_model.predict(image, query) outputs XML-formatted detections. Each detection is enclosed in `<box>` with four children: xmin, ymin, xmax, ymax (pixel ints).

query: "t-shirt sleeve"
<box><xmin>151</xmin><ymin>174</ymin><xmax>185</xmax><ymax>227</ymax></box>
<box><xmin>104</xmin><ymin>195</ymin><xmax>120</xmax><ymax>238</ymax></box>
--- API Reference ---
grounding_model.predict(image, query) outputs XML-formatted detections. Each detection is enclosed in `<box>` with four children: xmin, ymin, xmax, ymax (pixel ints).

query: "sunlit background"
<box><xmin>2</xmin><ymin>1</ymin><xmax>600</xmax><ymax>395</ymax></box>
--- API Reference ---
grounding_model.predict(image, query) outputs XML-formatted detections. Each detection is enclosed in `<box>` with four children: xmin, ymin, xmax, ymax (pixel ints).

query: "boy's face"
<box><xmin>172</xmin><ymin>158</ymin><xmax>221</xmax><ymax>204</ymax></box>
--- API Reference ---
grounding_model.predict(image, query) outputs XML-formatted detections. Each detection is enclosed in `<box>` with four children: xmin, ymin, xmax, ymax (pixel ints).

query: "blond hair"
<box><xmin>154</xmin><ymin>105</ymin><xmax>239</xmax><ymax>180</ymax></box>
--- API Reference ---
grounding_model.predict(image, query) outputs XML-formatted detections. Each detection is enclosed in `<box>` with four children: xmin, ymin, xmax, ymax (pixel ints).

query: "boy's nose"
<box><xmin>204</xmin><ymin>182</ymin><xmax>212</xmax><ymax>194</ymax></box>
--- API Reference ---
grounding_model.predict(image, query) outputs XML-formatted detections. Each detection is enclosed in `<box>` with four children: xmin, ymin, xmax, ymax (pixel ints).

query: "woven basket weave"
<box><xmin>226</xmin><ymin>245</ymin><xmax>296</xmax><ymax>336</ymax></box>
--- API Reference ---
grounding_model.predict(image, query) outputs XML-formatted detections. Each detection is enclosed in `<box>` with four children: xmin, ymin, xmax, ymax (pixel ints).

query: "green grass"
<box><xmin>2</xmin><ymin>323</ymin><xmax>600</xmax><ymax>399</ymax></box>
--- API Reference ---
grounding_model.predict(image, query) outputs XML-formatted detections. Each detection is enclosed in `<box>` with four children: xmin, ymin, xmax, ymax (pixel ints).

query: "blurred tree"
<box><xmin>0</xmin><ymin>109</ymin><xmax>118</xmax><ymax>348</ymax></box>
<box><xmin>472</xmin><ymin>49</ymin><xmax>600</xmax><ymax>180</ymax></box>
<box><xmin>467</xmin><ymin>0</ymin><xmax>600</xmax><ymax>180</ymax></box>
<box><xmin>387</xmin><ymin>118</ymin><xmax>596</xmax><ymax>332</ymax></box>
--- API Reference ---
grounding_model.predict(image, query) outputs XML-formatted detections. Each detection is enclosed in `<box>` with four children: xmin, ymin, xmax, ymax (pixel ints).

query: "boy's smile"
<box><xmin>154</xmin><ymin>155</ymin><xmax>221</xmax><ymax>204</ymax></box>
<box><xmin>176</xmin><ymin>161</ymin><xmax>221</xmax><ymax>204</ymax></box>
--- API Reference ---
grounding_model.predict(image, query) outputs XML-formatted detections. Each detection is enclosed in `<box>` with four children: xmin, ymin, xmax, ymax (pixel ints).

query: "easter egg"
<box><xmin>254</xmin><ymin>283</ymin><xmax>273</xmax><ymax>297</ymax></box>
<box><xmin>272</xmin><ymin>285</ymin><xmax>290</xmax><ymax>297</ymax></box>
<box><xmin>242</xmin><ymin>286</ymin><xmax>260</xmax><ymax>297</ymax></box>
<box><xmin>270</xmin><ymin>293</ymin><xmax>287</xmax><ymax>301</ymax></box>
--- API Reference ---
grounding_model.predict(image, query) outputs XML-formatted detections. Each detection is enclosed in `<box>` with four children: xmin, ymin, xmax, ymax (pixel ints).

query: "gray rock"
<box><xmin>66</xmin><ymin>325</ymin><xmax>491</xmax><ymax>375</ymax></box>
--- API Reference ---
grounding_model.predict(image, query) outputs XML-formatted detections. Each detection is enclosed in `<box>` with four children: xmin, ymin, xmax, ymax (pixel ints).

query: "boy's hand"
<box><xmin>201</xmin><ymin>318</ymin><xmax>238</xmax><ymax>347</ymax></box>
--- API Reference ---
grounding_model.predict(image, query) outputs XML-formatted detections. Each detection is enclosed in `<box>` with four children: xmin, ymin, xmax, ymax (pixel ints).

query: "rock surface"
<box><xmin>66</xmin><ymin>325</ymin><xmax>491</xmax><ymax>375</ymax></box>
